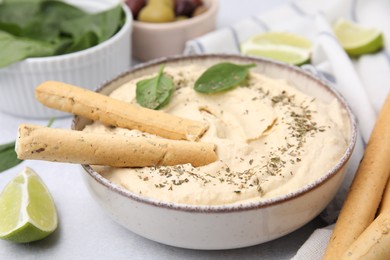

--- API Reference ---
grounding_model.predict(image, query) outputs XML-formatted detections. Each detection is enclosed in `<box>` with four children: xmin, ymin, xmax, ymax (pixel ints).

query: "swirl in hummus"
<box><xmin>83</xmin><ymin>64</ymin><xmax>350</xmax><ymax>205</ymax></box>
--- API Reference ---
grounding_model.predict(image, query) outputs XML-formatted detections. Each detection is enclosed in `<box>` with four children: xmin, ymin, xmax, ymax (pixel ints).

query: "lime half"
<box><xmin>0</xmin><ymin>167</ymin><xmax>58</xmax><ymax>243</ymax></box>
<box><xmin>333</xmin><ymin>19</ymin><xmax>383</xmax><ymax>56</ymax></box>
<box><xmin>241</xmin><ymin>32</ymin><xmax>313</xmax><ymax>65</ymax></box>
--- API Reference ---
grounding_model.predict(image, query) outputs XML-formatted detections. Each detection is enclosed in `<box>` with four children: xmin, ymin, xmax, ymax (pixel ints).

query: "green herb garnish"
<box><xmin>136</xmin><ymin>65</ymin><xmax>174</xmax><ymax>110</ymax></box>
<box><xmin>0</xmin><ymin>141</ymin><xmax>22</xmax><ymax>173</ymax></box>
<box><xmin>0</xmin><ymin>1</ymin><xmax>125</xmax><ymax>67</ymax></box>
<box><xmin>0</xmin><ymin>118</ymin><xmax>55</xmax><ymax>173</ymax></box>
<box><xmin>194</xmin><ymin>62</ymin><xmax>256</xmax><ymax>93</ymax></box>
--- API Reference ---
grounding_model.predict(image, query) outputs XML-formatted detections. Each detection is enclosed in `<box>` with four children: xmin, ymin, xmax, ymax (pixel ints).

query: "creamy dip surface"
<box><xmin>83</xmin><ymin>64</ymin><xmax>351</xmax><ymax>205</ymax></box>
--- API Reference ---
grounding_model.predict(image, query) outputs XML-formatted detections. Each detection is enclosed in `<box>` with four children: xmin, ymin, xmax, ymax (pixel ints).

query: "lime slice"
<box><xmin>240</xmin><ymin>32</ymin><xmax>313</xmax><ymax>65</ymax></box>
<box><xmin>0</xmin><ymin>167</ymin><xmax>58</xmax><ymax>243</ymax></box>
<box><xmin>333</xmin><ymin>19</ymin><xmax>383</xmax><ymax>56</ymax></box>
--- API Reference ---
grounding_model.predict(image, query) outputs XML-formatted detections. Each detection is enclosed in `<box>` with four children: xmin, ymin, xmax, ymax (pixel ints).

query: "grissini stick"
<box><xmin>341</xmin><ymin>210</ymin><xmax>390</xmax><ymax>260</ymax></box>
<box><xmin>35</xmin><ymin>81</ymin><xmax>208</xmax><ymax>141</ymax></box>
<box><xmin>379</xmin><ymin>176</ymin><xmax>390</xmax><ymax>214</ymax></box>
<box><xmin>341</xmin><ymin>176</ymin><xmax>390</xmax><ymax>259</ymax></box>
<box><xmin>323</xmin><ymin>92</ymin><xmax>390</xmax><ymax>260</ymax></box>
<box><xmin>16</xmin><ymin>124</ymin><xmax>217</xmax><ymax>167</ymax></box>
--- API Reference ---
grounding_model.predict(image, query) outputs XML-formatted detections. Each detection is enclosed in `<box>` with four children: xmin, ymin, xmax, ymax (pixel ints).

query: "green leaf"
<box><xmin>0</xmin><ymin>30</ymin><xmax>56</xmax><ymax>68</ymax></box>
<box><xmin>0</xmin><ymin>119</ymin><xmax>55</xmax><ymax>173</ymax></box>
<box><xmin>0</xmin><ymin>142</ymin><xmax>22</xmax><ymax>173</ymax></box>
<box><xmin>21</xmin><ymin>1</ymin><xmax>87</xmax><ymax>42</ymax></box>
<box><xmin>60</xmin><ymin>4</ymin><xmax>123</xmax><ymax>53</ymax></box>
<box><xmin>47</xmin><ymin>117</ymin><xmax>55</xmax><ymax>127</ymax></box>
<box><xmin>194</xmin><ymin>62</ymin><xmax>256</xmax><ymax>93</ymax></box>
<box><xmin>0</xmin><ymin>1</ymin><xmax>124</xmax><ymax>66</ymax></box>
<box><xmin>0</xmin><ymin>2</ymin><xmax>41</xmax><ymax>36</ymax></box>
<box><xmin>136</xmin><ymin>65</ymin><xmax>174</xmax><ymax>110</ymax></box>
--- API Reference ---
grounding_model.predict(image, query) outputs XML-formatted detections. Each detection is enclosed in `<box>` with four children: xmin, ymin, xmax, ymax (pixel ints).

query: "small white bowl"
<box><xmin>132</xmin><ymin>0</ymin><xmax>218</xmax><ymax>61</ymax></box>
<box><xmin>73</xmin><ymin>54</ymin><xmax>357</xmax><ymax>249</ymax></box>
<box><xmin>0</xmin><ymin>0</ymin><xmax>132</xmax><ymax>118</ymax></box>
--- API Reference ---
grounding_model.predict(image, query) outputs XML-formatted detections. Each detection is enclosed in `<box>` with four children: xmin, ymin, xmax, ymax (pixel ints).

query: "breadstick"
<box><xmin>15</xmin><ymin>124</ymin><xmax>217</xmax><ymax>167</ymax></box>
<box><xmin>341</xmin><ymin>175</ymin><xmax>390</xmax><ymax>259</ymax></box>
<box><xmin>379</xmin><ymin>176</ymin><xmax>390</xmax><ymax>214</ymax></box>
<box><xmin>341</xmin><ymin>176</ymin><xmax>390</xmax><ymax>259</ymax></box>
<box><xmin>323</xmin><ymin>92</ymin><xmax>390</xmax><ymax>260</ymax></box>
<box><xmin>340</xmin><ymin>210</ymin><xmax>390</xmax><ymax>260</ymax></box>
<box><xmin>35</xmin><ymin>81</ymin><xmax>208</xmax><ymax>141</ymax></box>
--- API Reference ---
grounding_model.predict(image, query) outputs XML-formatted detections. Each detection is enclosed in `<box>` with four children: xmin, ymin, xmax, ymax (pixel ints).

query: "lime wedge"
<box><xmin>240</xmin><ymin>32</ymin><xmax>313</xmax><ymax>65</ymax></box>
<box><xmin>333</xmin><ymin>19</ymin><xmax>383</xmax><ymax>56</ymax></box>
<box><xmin>0</xmin><ymin>167</ymin><xmax>58</xmax><ymax>243</ymax></box>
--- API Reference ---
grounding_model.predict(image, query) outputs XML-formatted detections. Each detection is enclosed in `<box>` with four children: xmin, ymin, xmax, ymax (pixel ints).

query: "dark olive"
<box><xmin>174</xmin><ymin>0</ymin><xmax>196</xmax><ymax>17</ymax></box>
<box><xmin>125</xmin><ymin>0</ymin><xmax>146</xmax><ymax>18</ymax></box>
<box><xmin>191</xmin><ymin>0</ymin><xmax>203</xmax><ymax>8</ymax></box>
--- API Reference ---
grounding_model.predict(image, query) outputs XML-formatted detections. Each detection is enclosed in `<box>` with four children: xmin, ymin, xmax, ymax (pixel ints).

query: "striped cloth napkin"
<box><xmin>184</xmin><ymin>0</ymin><xmax>390</xmax><ymax>258</ymax></box>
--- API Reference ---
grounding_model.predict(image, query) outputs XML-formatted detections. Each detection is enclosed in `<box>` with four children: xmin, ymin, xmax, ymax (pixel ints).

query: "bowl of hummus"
<box><xmin>72</xmin><ymin>54</ymin><xmax>357</xmax><ymax>249</ymax></box>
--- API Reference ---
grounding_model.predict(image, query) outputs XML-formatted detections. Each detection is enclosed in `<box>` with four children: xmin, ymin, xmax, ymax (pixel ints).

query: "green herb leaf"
<box><xmin>194</xmin><ymin>62</ymin><xmax>256</xmax><ymax>93</ymax></box>
<box><xmin>136</xmin><ymin>65</ymin><xmax>174</xmax><ymax>110</ymax></box>
<box><xmin>0</xmin><ymin>31</ymin><xmax>56</xmax><ymax>68</ymax></box>
<box><xmin>0</xmin><ymin>1</ymin><xmax>124</xmax><ymax>67</ymax></box>
<box><xmin>47</xmin><ymin>117</ymin><xmax>55</xmax><ymax>127</ymax></box>
<box><xmin>0</xmin><ymin>141</ymin><xmax>22</xmax><ymax>173</ymax></box>
<box><xmin>60</xmin><ymin>4</ymin><xmax>124</xmax><ymax>53</ymax></box>
<box><xmin>0</xmin><ymin>118</ymin><xmax>55</xmax><ymax>173</ymax></box>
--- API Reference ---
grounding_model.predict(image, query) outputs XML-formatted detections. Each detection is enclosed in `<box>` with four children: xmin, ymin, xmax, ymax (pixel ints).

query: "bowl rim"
<box><xmin>10</xmin><ymin>3</ymin><xmax>133</xmax><ymax>65</ymax></box>
<box><xmin>75</xmin><ymin>54</ymin><xmax>358</xmax><ymax>214</ymax></box>
<box><xmin>132</xmin><ymin>0</ymin><xmax>219</xmax><ymax>30</ymax></box>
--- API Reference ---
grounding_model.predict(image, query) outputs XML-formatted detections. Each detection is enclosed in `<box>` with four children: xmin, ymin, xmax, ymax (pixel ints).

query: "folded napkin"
<box><xmin>185</xmin><ymin>0</ymin><xmax>390</xmax><ymax>258</ymax></box>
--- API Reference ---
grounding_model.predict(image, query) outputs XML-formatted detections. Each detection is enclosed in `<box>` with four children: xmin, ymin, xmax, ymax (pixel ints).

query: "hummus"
<box><xmin>83</xmin><ymin>64</ymin><xmax>350</xmax><ymax>205</ymax></box>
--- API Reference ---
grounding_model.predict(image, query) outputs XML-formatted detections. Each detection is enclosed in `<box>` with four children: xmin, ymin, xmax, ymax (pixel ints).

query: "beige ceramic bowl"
<box><xmin>0</xmin><ymin>0</ymin><xmax>132</xmax><ymax>118</ymax></box>
<box><xmin>132</xmin><ymin>0</ymin><xmax>218</xmax><ymax>61</ymax></box>
<box><xmin>73</xmin><ymin>54</ymin><xmax>357</xmax><ymax>250</ymax></box>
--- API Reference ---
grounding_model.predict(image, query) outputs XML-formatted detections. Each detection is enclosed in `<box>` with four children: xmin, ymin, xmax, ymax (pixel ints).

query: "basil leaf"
<box><xmin>136</xmin><ymin>65</ymin><xmax>174</xmax><ymax>110</ymax></box>
<box><xmin>194</xmin><ymin>63</ymin><xmax>256</xmax><ymax>93</ymax></box>
<box><xmin>0</xmin><ymin>141</ymin><xmax>22</xmax><ymax>173</ymax></box>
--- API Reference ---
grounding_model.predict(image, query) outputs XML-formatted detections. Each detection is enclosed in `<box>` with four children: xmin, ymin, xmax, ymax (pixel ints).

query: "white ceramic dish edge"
<box><xmin>73</xmin><ymin>54</ymin><xmax>357</xmax><ymax>250</ymax></box>
<box><xmin>0</xmin><ymin>1</ymin><xmax>132</xmax><ymax>118</ymax></box>
<box><xmin>132</xmin><ymin>0</ymin><xmax>219</xmax><ymax>61</ymax></box>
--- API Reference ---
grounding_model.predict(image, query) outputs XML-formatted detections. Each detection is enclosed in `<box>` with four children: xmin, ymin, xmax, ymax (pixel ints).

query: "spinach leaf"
<box><xmin>0</xmin><ymin>2</ymin><xmax>41</xmax><ymax>36</ymax></box>
<box><xmin>0</xmin><ymin>141</ymin><xmax>22</xmax><ymax>173</ymax></box>
<box><xmin>60</xmin><ymin>4</ymin><xmax>123</xmax><ymax>53</ymax></box>
<box><xmin>194</xmin><ymin>62</ymin><xmax>256</xmax><ymax>93</ymax></box>
<box><xmin>22</xmin><ymin>1</ymin><xmax>87</xmax><ymax>42</ymax></box>
<box><xmin>136</xmin><ymin>65</ymin><xmax>174</xmax><ymax>110</ymax></box>
<box><xmin>0</xmin><ymin>1</ymin><xmax>124</xmax><ymax>67</ymax></box>
<box><xmin>0</xmin><ymin>31</ymin><xmax>56</xmax><ymax>67</ymax></box>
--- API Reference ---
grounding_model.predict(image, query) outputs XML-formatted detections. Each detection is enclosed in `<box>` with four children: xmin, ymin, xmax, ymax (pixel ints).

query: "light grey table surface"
<box><xmin>0</xmin><ymin>0</ymin><xmax>327</xmax><ymax>259</ymax></box>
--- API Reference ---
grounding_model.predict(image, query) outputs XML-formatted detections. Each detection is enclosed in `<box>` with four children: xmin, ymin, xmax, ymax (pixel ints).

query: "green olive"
<box><xmin>148</xmin><ymin>0</ymin><xmax>173</xmax><ymax>8</ymax></box>
<box><xmin>138</xmin><ymin>4</ymin><xmax>175</xmax><ymax>23</ymax></box>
